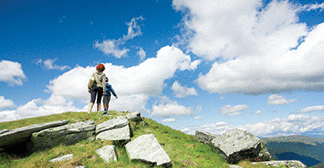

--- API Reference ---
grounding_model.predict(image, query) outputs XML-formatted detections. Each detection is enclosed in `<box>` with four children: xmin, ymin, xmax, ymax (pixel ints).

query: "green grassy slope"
<box><xmin>0</xmin><ymin>111</ymin><xmax>270</xmax><ymax>168</ymax></box>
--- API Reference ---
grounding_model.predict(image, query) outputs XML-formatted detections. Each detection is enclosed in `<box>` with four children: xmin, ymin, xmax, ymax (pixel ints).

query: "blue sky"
<box><xmin>1</xmin><ymin>0</ymin><xmax>324</xmax><ymax>138</ymax></box>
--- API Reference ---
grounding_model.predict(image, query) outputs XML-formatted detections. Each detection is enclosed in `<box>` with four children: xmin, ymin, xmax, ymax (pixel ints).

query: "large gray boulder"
<box><xmin>95</xmin><ymin>118</ymin><xmax>128</xmax><ymax>135</ymax></box>
<box><xmin>32</xmin><ymin>120</ymin><xmax>95</xmax><ymax>150</ymax></box>
<box><xmin>0</xmin><ymin>120</ymin><xmax>69</xmax><ymax>148</ymax></box>
<box><xmin>126</xmin><ymin>111</ymin><xmax>142</xmax><ymax>121</ymax></box>
<box><xmin>96</xmin><ymin>124</ymin><xmax>131</xmax><ymax>141</ymax></box>
<box><xmin>252</xmin><ymin>160</ymin><xmax>307</xmax><ymax>168</ymax></box>
<box><xmin>125</xmin><ymin>134</ymin><xmax>171</xmax><ymax>167</ymax></box>
<box><xmin>96</xmin><ymin>145</ymin><xmax>118</xmax><ymax>163</ymax></box>
<box><xmin>195</xmin><ymin>130</ymin><xmax>218</xmax><ymax>144</ymax></box>
<box><xmin>210</xmin><ymin>129</ymin><xmax>271</xmax><ymax>164</ymax></box>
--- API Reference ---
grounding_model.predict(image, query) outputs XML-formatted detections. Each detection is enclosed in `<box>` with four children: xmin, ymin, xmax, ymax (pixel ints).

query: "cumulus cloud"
<box><xmin>36</xmin><ymin>58</ymin><xmax>70</xmax><ymax>71</ymax></box>
<box><xmin>0</xmin><ymin>96</ymin><xmax>15</xmax><ymax>109</ymax></box>
<box><xmin>239</xmin><ymin>114</ymin><xmax>324</xmax><ymax>137</ymax></box>
<box><xmin>162</xmin><ymin>118</ymin><xmax>176</xmax><ymax>122</ymax></box>
<box><xmin>151</xmin><ymin>96</ymin><xmax>195</xmax><ymax>118</ymax></box>
<box><xmin>267</xmin><ymin>94</ymin><xmax>298</xmax><ymax>105</ymax></box>
<box><xmin>295</xmin><ymin>105</ymin><xmax>324</xmax><ymax>113</ymax></box>
<box><xmin>173</xmin><ymin>0</ymin><xmax>324</xmax><ymax>94</ymax></box>
<box><xmin>95</xmin><ymin>16</ymin><xmax>144</xmax><ymax>58</ymax></box>
<box><xmin>219</xmin><ymin>104</ymin><xmax>249</xmax><ymax>116</ymax></box>
<box><xmin>0</xmin><ymin>60</ymin><xmax>27</xmax><ymax>86</ymax></box>
<box><xmin>182</xmin><ymin>114</ymin><xmax>324</xmax><ymax>137</ymax></box>
<box><xmin>171</xmin><ymin>81</ymin><xmax>198</xmax><ymax>98</ymax></box>
<box><xmin>45</xmin><ymin>45</ymin><xmax>199</xmax><ymax>113</ymax></box>
<box><xmin>0</xmin><ymin>95</ymin><xmax>80</xmax><ymax>123</ymax></box>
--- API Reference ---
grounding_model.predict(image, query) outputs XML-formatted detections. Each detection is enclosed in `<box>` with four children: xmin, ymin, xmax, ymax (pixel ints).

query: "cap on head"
<box><xmin>96</xmin><ymin>63</ymin><xmax>105</xmax><ymax>72</ymax></box>
<box><xmin>106</xmin><ymin>77</ymin><xmax>109</xmax><ymax>82</ymax></box>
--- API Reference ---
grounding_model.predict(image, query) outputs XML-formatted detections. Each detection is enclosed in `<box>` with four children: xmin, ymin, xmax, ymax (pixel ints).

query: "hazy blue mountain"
<box><xmin>260</xmin><ymin>135</ymin><xmax>324</xmax><ymax>167</ymax></box>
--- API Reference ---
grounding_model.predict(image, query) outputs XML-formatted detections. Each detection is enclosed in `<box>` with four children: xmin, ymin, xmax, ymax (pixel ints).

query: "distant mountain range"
<box><xmin>259</xmin><ymin>135</ymin><xmax>324</xmax><ymax>167</ymax></box>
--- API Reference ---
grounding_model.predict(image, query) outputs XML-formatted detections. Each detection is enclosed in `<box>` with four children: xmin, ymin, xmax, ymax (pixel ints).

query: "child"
<box><xmin>102</xmin><ymin>77</ymin><xmax>118</xmax><ymax>115</ymax></box>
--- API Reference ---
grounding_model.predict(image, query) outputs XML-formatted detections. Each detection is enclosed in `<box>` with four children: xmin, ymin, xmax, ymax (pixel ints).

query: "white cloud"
<box><xmin>0</xmin><ymin>60</ymin><xmax>27</xmax><ymax>86</ymax></box>
<box><xmin>171</xmin><ymin>81</ymin><xmax>198</xmax><ymax>98</ymax></box>
<box><xmin>151</xmin><ymin>96</ymin><xmax>195</xmax><ymax>118</ymax></box>
<box><xmin>36</xmin><ymin>58</ymin><xmax>70</xmax><ymax>71</ymax></box>
<box><xmin>137</xmin><ymin>47</ymin><xmax>146</xmax><ymax>60</ymax></box>
<box><xmin>254</xmin><ymin>110</ymin><xmax>262</xmax><ymax>115</ymax></box>
<box><xmin>48</xmin><ymin>46</ymin><xmax>199</xmax><ymax>100</ymax></box>
<box><xmin>184</xmin><ymin>121</ymin><xmax>233</xmax><ymax>135</ymax></box>
<box><xmin>219</xmin><ymin>104</ymin><xmax>249</xmax><ymax>116</ymax></box>
<box><xmin>94</xmin><ymin>16</ymin><xmax>144</xmax><ymax>58</ymax></box>
<box><xmin>0</xmin><ymin>96</ymin><xmax>15</xmax><ymax>109</ymax></box>
<box><xmin>300</xmin><ymin>2</ymin><xmax>324</xmax><ymax>12</ymax></box>
<box><xmin>174</xmin><ymin>0</ymin><xmax>324</xmax><ymax>94</ymax></box>
<box><xmin>194</xmin><ymin>116</ymin><xmax>202</xmax><ymax>120</ymax></box>
<box><xmin>296</xmin><ymin>105</ymin><xmax>324</xmax><ymax>113</ymax></box>
<box><xmin>94</xmin><ymin>40</ymin><xmax>129</xmax><ymax>58</ymax></box>
<box><xmin>42</xmin><ymin>45</ymin><xmax>199</xmax><ymax>116</ymax></box>
<box><xmin>109</xmin><ymin>94</ymin><xmax>149</xmax><ymax>113</ymax></box>
<box><xmin>267</xmin><ymin>94</ymin><xmax>297</xmax><ymax>105</ymax></box>
<box><xmin>182</xmin><ymin>114</ymin><xmax>324</xmax><ymax>137</ymax></box>
<box><xmin>124</xmin><ymin>16</ymin><xmax>144</xmax><ymax>41</ymax></box>
<box><xmin>0</xmin><ymin>95</ymin><xmax>80</xmax><ymax>123</ymax></box>
<box><xmin>162</xmin><ymin>118</ymin><xmax>176</xmax><ymax>122</ymax></box>
<box><xmin>239</xmin><ymin>114</ymin><xmax>324</xmax><ymax>137</ymax></box>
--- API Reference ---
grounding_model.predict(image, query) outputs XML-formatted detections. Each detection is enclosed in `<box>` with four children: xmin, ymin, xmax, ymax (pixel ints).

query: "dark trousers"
<box><xmin>90</xmin><ymin>87</ymin><xmax>103</xmax><ymax>104</ymax></box>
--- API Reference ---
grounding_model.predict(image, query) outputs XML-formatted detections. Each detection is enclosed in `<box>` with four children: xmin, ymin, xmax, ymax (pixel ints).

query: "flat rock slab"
<box><xmin>229</xmin><ymin>165</ymin><xmax>243</xmax><ymax>168</ymax></box>
<box><xmin>95</xmin><ymin>118</ymin><xmax>128</xmax><ymax>135</ymax></box>
<box><xmin>195</xmin><ymin>130</ymin><xmax>218</xmax><ymax>144</ymax></box>
<box><xmin>211</xmin><ymin>129</ymin><xmax>270</xmax><ymax>164</ymax></box>
<box><xmin>96</xmin><ymin>145</ymin><xmax>117</xmax><ymax>163</ymax></box>
<box><xmin>96</xmin><ymin>124</ymin><xmax>130</xmax><ymax>141</ymax></box>
<box><xmin>0</xmin><ymin>120</ymin><xmax>70</xmax><ymax>148</ymax></box>
<box><xmin>32</xmin><ymin>120</ymin><xmax>95</xmax><ymax>150</ymax></box>
<box><xmin>125</xmin><ymin>134</ymin><xmax>171</xmax><ymax>167</ymax></box>
<box><xmin>252</xmin><ymin>160</ymin><xmax>307</xmax><ymax>168</ymax></box>
<box><xmin>50</xmin><ymin>154</ymin><xmax>74</xmax><ymax>162</ymax></box>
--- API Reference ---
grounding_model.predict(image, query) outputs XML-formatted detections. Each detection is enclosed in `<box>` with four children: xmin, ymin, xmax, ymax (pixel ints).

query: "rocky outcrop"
<box><xmin>125</xmin><ymin>111</ymin><xmax>142</xmax><ymax>121</ymax></box>
<box><xmin>0</xmin><ymin>120</ymin><xmax>69</xmax><ymax>149</ymax></box>
<box><xmin>0</xmin><ymin>129</ymin><xmax>9</xmax><ymax>134</ymax></box>
<box><xmin>95</xmin><ymin>117</ymin><xmax>128</xmax><ymax>135</ymax></box>
<box><xmin>96</xmin><ymin>145</ymin><xmax>118</xmax><ymax>163</ymax></box>
<box><xmin>96</xmin><ymin>125</ymin><xmax>130</xmax><ymax>141</ymax></box>
<box><xmin>210</xmin><ymin>129</ymin><xmax>271</xmax><ymax>164</ymax></box>
<box><xmin>251</xmin><ymin>160</ymin><xmax>307</xmax><ymax>168</ymax></box>
<box><xmin>195</xmin><ymin>130</ymin><xmax>218</xmax><ymax>144</ymax></box>
<box><xmin>50</xmin><ymin>154</ymin><xmax>74</xmax><ymax>163</ymax></box>
<box><xmin>31</xmin><ymin>120</ymin><xmax>95</xmax><ymax>150</ymax></box>
<box><xmin>95</xmin><ymin>117</ymin><xmax>130</xmax><ymax>141</ymax></box>
<box><xmin>125</xmin><ymin>134</ymin><xmax>172</xmax><ymax>167</ymax></box>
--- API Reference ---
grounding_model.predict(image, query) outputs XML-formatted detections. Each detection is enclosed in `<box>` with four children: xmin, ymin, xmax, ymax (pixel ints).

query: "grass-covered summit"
<box><xmin>0</xmin><ymin>111</ymin><xmax>271</xmax><ymax>168</ymax></box>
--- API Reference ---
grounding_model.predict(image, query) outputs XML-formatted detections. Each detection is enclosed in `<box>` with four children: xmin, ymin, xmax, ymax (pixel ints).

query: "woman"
<box><xmin>88</xmin><ymin>63</ymin><xmax>106</xmax><ymax>114</ymax></box>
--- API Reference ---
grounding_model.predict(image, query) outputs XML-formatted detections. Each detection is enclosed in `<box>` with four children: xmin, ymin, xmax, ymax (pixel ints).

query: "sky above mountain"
<box><xmin>1</xmin><ymin>0</ymin><xmax>324</xmax><ymax>138</ymax></box>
